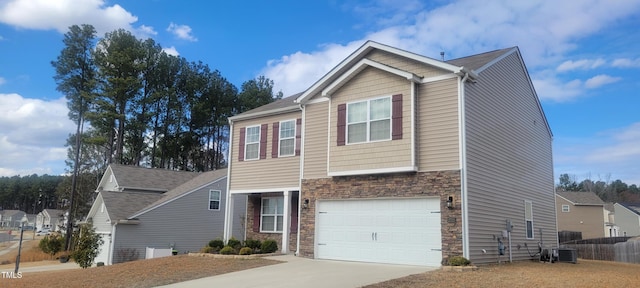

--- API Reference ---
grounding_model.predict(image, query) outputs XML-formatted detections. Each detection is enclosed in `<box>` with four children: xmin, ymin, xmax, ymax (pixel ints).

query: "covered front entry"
<box><xmin>316</xmin><ymin>197</ymin><xmax>442</xmax><ymax>266</ymax></box>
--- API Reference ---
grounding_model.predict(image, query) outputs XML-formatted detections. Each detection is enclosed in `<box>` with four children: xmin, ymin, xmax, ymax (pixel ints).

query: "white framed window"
<box><xmin>209</xmin><ymin>190</ymin><xmax>221</xmax><ymax>210</ymax></box>
<box><xmin>347</xmin><ymin>96</ymin><xmax>391</xmax><ymax>144</ymax></box>
<box><xmin>261</xmin><ymin>197</ymin><xmax>284</xmax><ymax>232</ymax></box>
<box><xmin>562</xmin><ymin>204</ymin><xmax>570</xmax><ymax>212</ymax></box>
<box><xmin>279</xmin><ymin>120</ymin><xmax>296</xmax><ymax>156</ymax></box>
<box><xmin>525</xmin><ymin>200</ymin><xmax>534</xmax><ymax>239</ymax></box>
<box><xmin>244</xmin><ymin>125</ymin><xmax>260</xmax><ymax>160</ymax></box>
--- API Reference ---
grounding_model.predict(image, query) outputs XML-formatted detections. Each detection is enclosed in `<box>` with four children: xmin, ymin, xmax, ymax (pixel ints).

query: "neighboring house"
<box><xmin>0</xmin><ymin>210</ymin><xmax>26</xmax><ymax>228</ymax></box>
<box><xmin>556</xmin><ymin>191</ymin><xmax>606</xmax><ymax>239</ymax></box>
<box><xmin>87</xmin><ymin>166</ymin><xmax>245</xmax><ymax>265</ymax></box>
<box><xmin>604</xmin><ymin>203</ymin><xmax>619</xmax><ymax>237</ymax></box>
<box><xmin>223</xmin><ymin>41</ymin><xmax>557</xmax><ymax>266</ymax></box>
<box><xmin>21</xmin><ymin>214</ymin><xmax>36</xmax><ymax>228</ymax></box>
<box><xmin>614</xmin><ymin>203</ymin><xmax>640</xmax><ymax>237</ymax></box>
<box><xmin>96</xmin><ymin>164</ymin><xmax>201</xmax><ymax>193</ymax></box>
<box><xmin>36</xmin><ymin>209</ymin><xmax>65</xmax><ymax>231</ymax></box>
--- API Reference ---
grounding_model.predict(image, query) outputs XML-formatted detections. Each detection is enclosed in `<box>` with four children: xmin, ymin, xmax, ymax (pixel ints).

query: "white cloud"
<box><xmin>0</xmin><ymin>93</ymin><xmax>74</xmax><ymax>176</ymax></box>
<box><xmin>612</xmin><ymin>58</ymin><xmax>640</xmax><ymax>68</ymax></box>
<box><xmin>0</xmin><ymin>0</ymin><xmax>139</xmax><ymax>35</ymax></box>
<box><xmin>261</xmin><ymin>0</ymin><xmax>640</xmax><ymax>96</ymax></box>
<box><xmin>137</xmin><ymin>25</ymin><xmax>157</xmax><ymax>37</ymax></box>
<box><xmin>166</xmin><ymin>22</ymin><xmax>197</xmax><ymax>42</ymax></box>
<box><xmin>163</xmin><ymin>46</ymin><xmax>179</xmax><ymax>56</ymax></box>
<box><xmin>584</xmin><ymin>74</ymin><xmax>621</xmax><ymax>89</ymax></box>
<box><xmin>554</xmin><ymin>123</ymin><xmax>640</xmax><ymax>186</ymax></box>
<box><xmin>557</xmin><ymin>59</ymin><xmax>606</xmax><ymax>72</ymax></box>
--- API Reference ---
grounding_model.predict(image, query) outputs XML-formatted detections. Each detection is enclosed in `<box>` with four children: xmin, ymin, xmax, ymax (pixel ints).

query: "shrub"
<box><xmin>244</xmin><ymin>238</ymin><xmax>261</xmax><ymax>250</ymax></box>
<box><xmin>227</xmin><ymin>237</ymin><xmax>242</xmax><ymax>250</ymax></box>
<box><xmin>260</xmin><ymin>239</ymin><xmax>278</xmax><ymax>254</ymax></box>
<box><xmin>200</xmin><ymin>246</ymin><xmax>216</xmax><ymax>253</ymax></box>
<box><xmin>448</xmin><ymin>256</ymin><xmax>471</xmax><ymax>266</ymax></box>
<box><xmin>239</xmin><ymin>247</ymin><xmax>253</xmax><ymax>255</ymax></box>
<box><xmin>39</xmin><ymin>234</ymin><xmax>64</xmax><ymax>257</ymax></box>
<box><xmin>208</xmin><ymin>239</ymin><xmax>224</xmax><ymax>250</ymax></box>
<box><xmin>219</xmin><ymin>246</ymin><xmax>236</xmax><ymax>255</ymax></box>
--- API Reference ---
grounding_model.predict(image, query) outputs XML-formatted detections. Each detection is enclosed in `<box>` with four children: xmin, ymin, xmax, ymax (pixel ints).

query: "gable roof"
<box><xmin>446</xmin><ymin>47</ymin><xmax>515</xmax><ymax>72</ymax></box>
<box><xmin>43</xmin><ymin>209</ymin><xmax>65</xmax><ymax>218</ymax></box>
<box><xmin>100</xmin><ymin>191</ymin><xmax>163</xmax><ymax>222</ymax></box>
<box><xmin>229</xmin><ymin>93</ymin><xmax>302</xmax><ymax>121</ymax></box>
<box><xmin>617</xmin><ymin>203</ymin><xmax>640</xmax><ymax>216</ymax></box>
<box><xmin>295</xmin><ymin>40</ymin><xmax>475</xmax><ymax>104</ymax></box>
<box><xmin>556</xmin><ymin>191</ymin><xmax>605</xmax><ymax>206</ymax></box>
<box><xmin>107</xmin><ymin>164</ymin><xmax>201</xmax><ymax>192</ymax></box>
<box><xmin>0</xmin><ymin>210</ymin><xmax>25</xmax><ymax>217</ymax></box>
<box><xmin>131</xmin><ymin>169</ymin><xmax>228</xmax><ymax>218</ymax></box>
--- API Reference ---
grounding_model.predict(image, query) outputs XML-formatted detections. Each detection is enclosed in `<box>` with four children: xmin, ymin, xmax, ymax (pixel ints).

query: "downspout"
<box><xmin>223</xmin><ymin>120</ymin><xmax>235</xmax><ymax>243</ymax></box>
<box><xmin>411</xmin><ymin>81</ymin><xmax>417</xmax><ymax>169</ymax></box>
<box><xmin>296</xmin><ymin>104</ymin><xmax>305</xmax><ymax>256</ymax></box>
<box><xmin>459</xmin><ymin>71</ymin><xmax>470</xmax><ymax>259</ymax></box>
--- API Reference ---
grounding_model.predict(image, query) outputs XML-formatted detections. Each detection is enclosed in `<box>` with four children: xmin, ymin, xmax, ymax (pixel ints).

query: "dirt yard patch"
<box><xmin>1</xmin><ymin>255</ymin><xmax>280</xmax><ymax>288</ymax></box>
<box><xmin>365</xmin><ymin>259</ymin><xmax>640</xmax><ymax>288</ymax></box>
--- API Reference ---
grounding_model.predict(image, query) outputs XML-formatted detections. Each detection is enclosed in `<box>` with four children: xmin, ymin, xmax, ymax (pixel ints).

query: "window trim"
<box><xmin>244</xmin><ymin>125</ymin><xmax>261</xmax><ymax>161</ymax></box>
<box><xmin>278</xmin><ymin>119</ymin><xmax>296</xmax><ymax>157</ymax></box>
<box><xmin>346</xmin><ymin>96</ymin><xmax>392</xmax><ymax>145</ymax></box>
<box><xmin>525</xmin><ymin>200</ymin><xmax>534</xmax><ymax>239</ymax></box>
<box><xmin>208</xmin><ymin>190</ymin><xmax>221</xmax><ymax>211</ymax></box>
<box><xmin>260</xmin><ymin>197</ymin><xmax>284</xmax><ymax>233</ymax></box>
<box><xmin>561</xmin><ymin>204</ymin><xmax>570</xmax><ymax>213</ymax></box>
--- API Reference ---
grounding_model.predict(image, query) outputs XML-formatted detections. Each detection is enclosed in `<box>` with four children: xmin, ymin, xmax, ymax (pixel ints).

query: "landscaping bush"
<box><xmin>200</xmin><ymin>246</ymin><xmax>216</xmax><ymax>254</ymax></box>
<box><xmin>227</xmin><ymin>237</ymin><xmax>242</xmax><ymax>250</ymax></box>
<box><xmin>448</xmin><ymin>256</ymin><xmax>471</xmax><ymax>266</ymax></box>
<box><xmin>208</xmin><ymin>239</ymin><xmax>224</xmax><ymax>250</ymax></box>
<box><xmin>244</xmin><ymin>238</ymin><xmax>262</xmax><ymax>250</ymax></box>
<box><xmin>239</xmin><ymin>247</ymin><xmax>253</xmax><ymax>255</ymax></box>
<box><xmin>39</xmin><ymin>234</ymin><xmax>64</xmax><ymax>257</ymax></box>
<box><xmin>260</xmin><ymin>239</ymin><xmax>278</xmax><ymax>254</ymax></box>
<box><xmin>219</xmin><ymin>246</ymin><xmax>236</xmax><ymax>255</ymax></box>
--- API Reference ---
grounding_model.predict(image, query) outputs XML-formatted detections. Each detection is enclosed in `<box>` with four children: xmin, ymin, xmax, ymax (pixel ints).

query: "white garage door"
<box><xmin>316</xmin><ymin>198</ymin><xmax>442</xmax><ymax>266</ymax></box>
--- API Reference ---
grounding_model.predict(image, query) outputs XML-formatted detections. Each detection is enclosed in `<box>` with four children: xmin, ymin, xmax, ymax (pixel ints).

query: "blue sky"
<box><xmin>0</xmin><ymin>0</ymin><xmax>639</xmax><ymax>185</ymax></box>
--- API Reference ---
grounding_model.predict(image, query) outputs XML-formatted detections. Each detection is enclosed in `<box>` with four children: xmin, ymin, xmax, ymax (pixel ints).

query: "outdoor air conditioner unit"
<box><xmin>557</xmin><ymin>248</ymin><xmax>577</xmax><ymax>264</ymax></box>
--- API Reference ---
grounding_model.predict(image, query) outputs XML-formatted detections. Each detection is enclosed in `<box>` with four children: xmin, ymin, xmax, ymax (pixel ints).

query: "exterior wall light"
<box><xmin>446</xmin><ymin>196</ymin><xmax>454</xmax><ymax>209</ymax></box>
<box><xmin>303</xmin><ymin>198</ymin><xmax>310</xmax><ymax>209</ymax></box>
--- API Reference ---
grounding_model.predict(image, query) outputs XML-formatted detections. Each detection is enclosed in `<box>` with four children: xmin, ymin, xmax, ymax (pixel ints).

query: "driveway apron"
<box><xmin>160</xmin><ymin>254</ymin><xmax>435</xmax><ymax>288</ymax></box>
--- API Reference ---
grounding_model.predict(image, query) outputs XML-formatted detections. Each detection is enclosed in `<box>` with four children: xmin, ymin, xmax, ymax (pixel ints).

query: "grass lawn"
<box><xmin>365</xmin><ymin>259</ymin><xmax>640</xmax><ymax>288</ymax></box>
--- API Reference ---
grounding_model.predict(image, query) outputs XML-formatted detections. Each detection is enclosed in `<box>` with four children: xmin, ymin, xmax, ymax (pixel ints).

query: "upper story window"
<box><xmin>347</xmin><ymin>96</ymin><xmax>391</xmax><ymax>144</ymax></box>
<box><xmin>279</xmin><ymin>120</ymin><xmax>296</xmax><ymax>156</ymax></box>
<box><xmin>209</xmin><ymin>190</ymin><xmax>221</xmax><ymax>210</ymax></box>
<box><xmin>561</xmin><ymin>204</ymin><xmax>570</xmax><ymax>212</ymax></box>
<box><xmin>244</xmin><ymin>125</ymin><xmax>260</xmax><ymax>160</ymax></box>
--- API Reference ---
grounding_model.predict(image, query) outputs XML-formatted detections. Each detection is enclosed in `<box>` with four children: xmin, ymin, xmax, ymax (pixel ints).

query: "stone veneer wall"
<box><xmin>299</xmin><ymin>170</ymin><xmax>462</xmax><ymax>264</ymax></box>
<box><xmin>246</xmin><ymin>193</ymin><xmax>298</xmax><ymax>253</ymax></box>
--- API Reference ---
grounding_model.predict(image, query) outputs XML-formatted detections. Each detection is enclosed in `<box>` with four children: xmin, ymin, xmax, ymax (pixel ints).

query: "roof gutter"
<box><xmin>229</xmin><ymin>105</ymin><xmax>302</xmax><ymax>123</ymax></box>
<box><xmin>116</xmin><ymin>219</ymin><xmax>140</xmax><ymax>225</ymax></box>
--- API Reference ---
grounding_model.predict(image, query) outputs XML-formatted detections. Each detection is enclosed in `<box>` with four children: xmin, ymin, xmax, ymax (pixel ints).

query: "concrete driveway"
<box><xmin>160</xmin><ymin>255</ymin><xmax>436</xmax><ymax>288</ymax></box>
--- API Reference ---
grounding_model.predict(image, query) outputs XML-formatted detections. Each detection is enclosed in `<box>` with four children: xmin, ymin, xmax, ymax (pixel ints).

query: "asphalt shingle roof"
<box><xmin>100</xmin><ymin>191</ymin><xmax>163</xmax><ymax>221</ymax></box>
<box><xmin>446</xmin><ymin>47</ymin><xmax>514</xmax><ymax>71</ymax></box>
<box><xmin>135</xmin><ymin>169</ymin><xmax>227</xmax><ymax>215</ymax></box>
<box><xmin>619</xmin><ymin>203</ymin><xmax>640</xmax><ymax>215</ymax></box>
<box><xmin>557</xmin><ymin>191</ymin><xmax>605</xmax><ymax>205</ymax></box>
<box><xmin>109</xmin><ymin>164</ymin><xmax>201</xmax><ymax>192</ymax></box>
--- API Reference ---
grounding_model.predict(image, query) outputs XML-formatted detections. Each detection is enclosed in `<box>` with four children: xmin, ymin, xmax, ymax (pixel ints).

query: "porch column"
<box><xmin>282</xmin><ymin>190</ymin><xmax>291</xmax><ymax>254</ymax></box>
<box><xmin>223</xmin><ymin>192</ymin><xmax>234</xmax><ymax>242</ymax></box>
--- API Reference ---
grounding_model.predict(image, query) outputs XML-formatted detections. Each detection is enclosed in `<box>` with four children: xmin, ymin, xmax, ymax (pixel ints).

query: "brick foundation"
<box><xmin>299</xmin><ymin>170</ymin><xmax>463</xmax><ymax>264</ymax></box>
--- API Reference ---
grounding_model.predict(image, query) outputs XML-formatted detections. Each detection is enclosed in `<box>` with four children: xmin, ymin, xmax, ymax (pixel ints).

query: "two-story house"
<box><xmin>614</xmin><ymin>203</ymin><xmax>640</xmax><ymax>237</ymax></box>
<box><xmin>223</xmin><ymin>41</ymin><xmax>557</xmax><ymax>266</ymax></box>
<box><xmin>556</xmin><ymin>191</ymin><xmax>606</xmax><ymax>239</ymax></box>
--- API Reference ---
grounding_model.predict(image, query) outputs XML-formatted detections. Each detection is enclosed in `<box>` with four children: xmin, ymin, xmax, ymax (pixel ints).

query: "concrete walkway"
<box><xmin>160</xmin><ymin>255</ymin><xmax>435</xmax><ymax>288</ymax></box>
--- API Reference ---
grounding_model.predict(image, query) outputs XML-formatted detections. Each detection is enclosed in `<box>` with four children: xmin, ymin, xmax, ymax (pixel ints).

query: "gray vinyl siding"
<box><xmin>464</xmin><ymin>51</ymin><xmax>557</xmax><ymax>264</ymax></box>
<box><xmin>111</xmin><ymin>178</ymin><xmax>246</xmax><ymax>263</ymax></box>
<box><xmin>614</xmin><ymin>204</ymin><xmax>640</xmax><ymax>236</ymax></box>
<box><xmin>92</xmin><ymin>197</ymin><xmax>112</xmax><ymax>233</ymax></box>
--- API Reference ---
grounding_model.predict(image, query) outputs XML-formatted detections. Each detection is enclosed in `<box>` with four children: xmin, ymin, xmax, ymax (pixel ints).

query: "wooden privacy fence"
<box><xmin>614</xmin><ymin>240</ymin><xmax>640</xmax><ymax>264</ymax></box>
<box><xmin>560</xmin><ymin>237</ymin><xmax>633</xmax><ymax>262</ymax></box>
